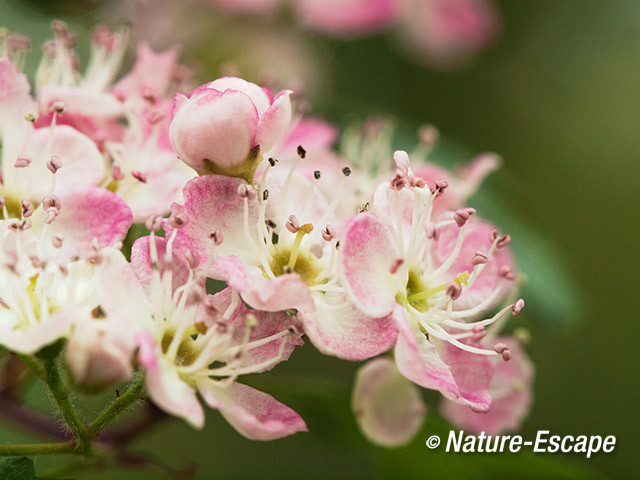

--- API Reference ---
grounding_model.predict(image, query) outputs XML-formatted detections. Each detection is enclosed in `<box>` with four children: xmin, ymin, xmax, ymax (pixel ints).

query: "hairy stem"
<box><xmin>38</xmin><ymin>357</ymin><xmax>91</xmax><ymax>454</ymax></box>
<box><xmin>0</xmin><ymin>441</ymin><xmax>75</xmax><ymax>457</ymax></box>
<box><xmin>87</xmin><ymin>377</ymin><xmax>146</xmax><ymax>438</ymax></box>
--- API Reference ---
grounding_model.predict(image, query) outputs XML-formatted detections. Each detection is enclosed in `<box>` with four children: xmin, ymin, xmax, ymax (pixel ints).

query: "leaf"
<box><xmin>0</xmin><ymin>457</ymin><xmax>71</xmax><ymax>480</ymax></box>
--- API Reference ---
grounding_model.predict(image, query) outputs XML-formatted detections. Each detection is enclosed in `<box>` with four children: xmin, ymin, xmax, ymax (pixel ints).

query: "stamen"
<box><xmin>15</xmin><ymin>156</ymin><xmax>31</xmax><ymax>168</ymax></box>
<box><xmin>46</xmin><ymin>156</ymin><xmax>62</xmax><ymax>174</ymax></box>
<box><xmin>288</xmin><ymin>223</ymin><xmax>313</xmax><ymax>270</ymax></box>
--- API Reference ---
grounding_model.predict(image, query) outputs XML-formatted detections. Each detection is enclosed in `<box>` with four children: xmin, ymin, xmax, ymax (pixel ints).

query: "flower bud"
<box><xmin>65</xmin><ymin>316</ymin><xmax>136</xmax><ymax>393</ymax></box>
<box><xmin>169</xmin><ymin>77</ymin><xmax>292</xmax><ymax>180</ymax></box>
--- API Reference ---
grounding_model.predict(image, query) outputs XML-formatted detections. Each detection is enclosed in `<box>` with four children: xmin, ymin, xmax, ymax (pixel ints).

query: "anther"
<box><xmin>112</xmin><ymin>163</ymin><xmax>125</xmax><ymax>181</ymax></box>
<box><xmin>268</xmin><ymin>157</ymin><xmax>278</xmax><ymax>167</ymax></box>
<box><xmin>0</xmin><ymin>196</ymin><xmax>5</xmax><ymax>209</ymax></box>
<box><xmin>358</xmin><ymin>202</ymin><xmax>370</xmax><ymax>213</ymax></box>
<box><xmin>131</xmin><ymin>170</ymin><xmax>147</xmax><ymax>183</ymax></box>
<box><xmin>45</xmin><ymin>208</ymin><xmax>59</xmax><ymax>224</ymax></box>
<box><xmin>390</xmin><ymin>258</ymin><xmax>404</xmax><ymax>274</ymax></box>
<box><xmin>169</xmin><ymin>212</ymin><xmax>188</xmax><ymax>229</ymax></box>
<box><xmin>433</xmin><ymin>178</ymin><xmax>448</xmax><ymax>195</ymax></box>
<box><xmin>314</xmin><ymin>170</ymin><xmax>321</xmax><ymax>180</ymax></box>
<box><xmin>245</xmin><ymin>314</ymin><xmax>258</xmax><ymax>329</ymax></box>
<box><xmin>321</xmin><ymin>224</ymin><xmax>336</xmax><ymax>242</ymax></box>
<box><xmin>21</xmin><ymin>200</ymin><xmax>33</xmax><ymax>218</ymax></box>
<box><xmin>297</xmin><ymin>145</ymin><xmax>306</xmax><ymax>159</ymax></box>
<box><xmin>446</xmin><ymin>282</ymin><xmax>462</xmax><ymax>300</ymax></box>
<box><xmin>426</xmin><ymin>223</ymin><xmax>440</xmax><ymax>240</ymax></box>
<box><xmin>262</xmin><ymin>189</ymin><xmax>269</xmax><ymax>201</ymax></box>
<box><xmin>184</xmin><ymin>250</ymin><xmax>199</xmax><ymax>269</ymax></box>
<box><xmin>342</xmin><ymin>166</ymin><xmax>352</xmax><ymax>177</ymax></box>
<box><xmin>15</xmin><ymin>156</ymin><xmax>31</xmax><ymax>168</ymax></box>
<box><xmin>471</xmin><ymin>325</ymin><xmax>486</xmax><ymax>342</ymax></box>
<box><xmin>454</xmin><ymin>208</ymin><xmax>475</xmax><ymax>227</ymax></box>
<box><xmin>499</xmin><ymin>265</ymin><xmax>515</xmax><ymax>280</ymax></box>
<box><xmin>145</xmin><ymin>215</ymin><xmax>162</xmax><ymax>232</ymax></box>
<box><xmin>51</xmin><ymin>234</ymin><xmax>64</xmax><ymax>249</ymax></box>
<box><xmin>265</xmin><ymin>220</ymin><xmax>277</xmax><ymax>230</ymax></box>
<box><xmin>391</xmin><ymin>171</ymin><xmax>406</xmax><ymax>190</ymax></box>
<box><xmin>209</xmin><ymin>229</ymin><xmax>223</xmax><ymax>245</ymax></box>
<box><xmin>471</xmin><ymin>251</ymin><xmax>488</xmax><ymax>265</ymax></box>
<box><xmin>511</xmin><ymin>298</ymin><xmax>525</xmax><ymax>316</ymax></box>
<box><xmin>42</xmin><ymin>195</ymin><xmax>61</xmax><ymax>211</ymax></box>
<box><xmin>237</xmin><ymin>183</ymin><xmax>255</xmax><ymax>199</ymax></box>
<box><xmin>419</xmin><ymin>124</ymin><xmax>440</xmax><ymax>149</ymax></box>
<box><xmin>286</xmin><ymin>214</ymin><xmax>300</xmax><ymax>234</ymax></box>
<box><xmin>148</xmin><ymin>107</ymin><xmax>165</xmax><ymax>124</ymax></box>
<box><xmin>28</xmin><ymin>254</ymin><xmax>42</xmax><ymax>269</ymax></box>
<box><xmin>497</xmin><ymin>234</ymin><xmax>511</xmax><ymax>249</ymax></box>
<box><xmin>410</xmin><ymin>176</ymin><xmax>426</xmax><ymax>188</ymax></box>
<box><xmin>46</xmin><ymin>156</ymin><xmax>62</xmax><ymax>174</ymax></box>
<box><xmin>49</xmin><ymin>101</ymin><xmax>66</xmax><ymax>115</ymax></box>
<box><xmin>287</xmin><ymin>326</ymin><xmax>298</xmax><ymax>335</ymax></box>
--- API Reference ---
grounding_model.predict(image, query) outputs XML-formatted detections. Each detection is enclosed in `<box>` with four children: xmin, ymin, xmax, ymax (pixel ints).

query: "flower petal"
<box><xmin>199</xmin><ymin>381</ymin><xmax>307</xmax><ymax>440</ymax></box>
<box><xmin>340</xmin><ymin>212</ymin><xmax>399</xmax><ymax>318</ymax></box>
<box><xmin>255</xmin><ymin>90</ymin><xmax>292</xmax><ymax>152</ymax></box>
<box><xmin>352</xmin><ymin>357</ymin><xmax>426</xmax><ymax>447</ymax></box>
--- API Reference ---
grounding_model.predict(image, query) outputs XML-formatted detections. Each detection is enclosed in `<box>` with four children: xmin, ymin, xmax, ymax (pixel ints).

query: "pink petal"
<box><xmin>301</xmin><ymin>298</ymin><xmax>398</xmax><ymax>361</ymax></box>
<box><xmin>171</xmin><ymin>174</ymin><xmax>262</xmax><ymax>268</ymax></box>
<box><xmin>276</xmin><ymin>118</ymin><xmax>339</xmax><ymax>155</ymax></box>
<box><xmin>340</xmin><ymin>212</ymin><xmax>399</xmax><ymax>318</ymax></box>
<box><xmin>207</xmin><ymin>77</ymin><xmax>272</xmax><ymax>116</ymax></box>
<box><xmin>39</xmin><ymin>85</ymin><xmax>124</xmax><ymax>119</ymax></box>
<box><xmin>297</xmin><ymin>0</ymin><xmax>400</xmax><ymax>36</ymax></box>
<box><xmin>29</xmin><ymin>125</ymin><xmax>104</xmax><ymax>195</ymax></box>
<box><xmin>33</xmin><ymin>186</ymin><xmax>132</xmax><ymax>262</ymax></box>
<box><xmin>0</xmin><ymin>310</ymin><xmax>73</xmax><ymax>355</ymax></box>
<box><xmin>441</xmin><ymin>337</ymin><xmax>533</xmax><ymax>435</ymax></box>
<box><xmin>112</xmin><ymin>43</ymin><xmax>182</xmax><ymax>100</ymax></box>
<box><xmin>141</xmin><ymin>340</ymin><xmax>205</xmax><ymax>429</ymax></box>
<box><xmin>201</xmin><ymin>288</ymin><xmax>303</xmax><ymax>371</ymax></box>
<box><xmin>352</xmin><ymin>357</ymin><xmax>426</xmax><ymax>446</ymax></box>
<box><xmin>255</xmin><ymin>89</ymin><xmax>292</xmax><ymax>153</ymax></box>
<box><xmin>394</xmin><ymin>307</ymin><xmax>493</xmax><ymax>412</ymax></box>
<box><xmin>199</xmin><ymin>382</ymin><xmax>307</xmax><ymax>440</ymax></box>
<box><xmin>214</xmin><ymin>256</ymin><xmax>315</xmax><ymax>313</ymax></box>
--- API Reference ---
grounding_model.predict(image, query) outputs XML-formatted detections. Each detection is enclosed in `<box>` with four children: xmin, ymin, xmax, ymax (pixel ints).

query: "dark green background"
<box><xmin>0</xmin><ymin>0</ymin><xmax>638</xmax><ymax>478</ymax></box>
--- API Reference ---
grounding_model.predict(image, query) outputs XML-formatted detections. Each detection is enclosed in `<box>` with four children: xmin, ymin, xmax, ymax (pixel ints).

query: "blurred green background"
<box><xmin>1</xmin><ymin>0</ymin><xmax>638</xmax><ymax>478</ymax></box>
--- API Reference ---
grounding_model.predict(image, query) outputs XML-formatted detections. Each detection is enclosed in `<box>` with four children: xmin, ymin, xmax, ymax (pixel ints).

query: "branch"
<box><xmin>87</xmin><ymin>377</ymin><xmax>146</xmax><ymax>438</ymax></box>
<box><xmin>0</xmin><ymin>441</ymin><xmax>75</xmax><ymax>457</ymax></box>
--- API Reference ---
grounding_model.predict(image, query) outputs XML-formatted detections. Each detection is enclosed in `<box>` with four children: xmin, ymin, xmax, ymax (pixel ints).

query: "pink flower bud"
<box><xmin>169</xmin><ymin>77</ymin><xmax>292</xmax><ymax>175</ymax></box>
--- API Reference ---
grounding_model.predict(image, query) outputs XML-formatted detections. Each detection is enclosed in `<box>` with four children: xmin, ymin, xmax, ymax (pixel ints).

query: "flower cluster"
<box><xmin>0</xmin><ymin>23</ymin><xmax>532</xmax><ymax>454</ymax></box>
<box><xmin>205</xmin><ymin>0</ymin><xmax>501</xmax><ymax>68</ymax></box>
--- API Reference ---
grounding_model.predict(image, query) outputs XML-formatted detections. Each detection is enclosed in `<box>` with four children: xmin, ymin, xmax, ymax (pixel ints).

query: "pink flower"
<box><xmin>296</xmin><ymin>0</ymin><xmax>400</xmax><ymax>37</ymax></box>
<box><xmin>169</xmin><ymin>77</ymin><xmax>292</xmax><ymax>176</ymax></box>
<box><xmin>340</xmin><ymin>151</ymin><xmax>523</xmax><ymax>410</ymax></box>
<box><xmin>96</xmin><ymin>233</ymin><xmax>308</xmax><ymax>439</ymax></box>
<box><xmin>399</xmin><ymin>0</ymin><xmax>501</xmax><ymax>68</ymax></box>
<box><xmin>441</xmin><ymin>337</ymin><xmax>534</xmax><ymax>434</ymax></box>
<box><xmin>169</xmin><ymin>167</ymin><xmax>398</xmax><ymax>361</ymax></box>
<box><xmin>352</xmin><ymin>357</ymin><xmax>426</xmax><ymax>446</ymax></box>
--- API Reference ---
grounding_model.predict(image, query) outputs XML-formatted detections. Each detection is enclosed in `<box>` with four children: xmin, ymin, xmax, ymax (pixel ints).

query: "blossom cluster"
<box><xmin>205</xmin><ymin>0</ymin><xmax>501</xmax><ymax>68</ymax></box>
<box><xmin>0</xmin><ymin>23</ymin><xmax>532</xmax><ymax>448</ymax></box>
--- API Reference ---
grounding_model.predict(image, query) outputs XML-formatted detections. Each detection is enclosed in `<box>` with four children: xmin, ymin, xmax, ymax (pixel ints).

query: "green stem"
<box><xmin>17</xmin><ymin>354</ymin><xmax>45</xmax><ymax>380</ymax></box>
<box><xmin>39</xmin><ymin>358</ymin><xmax>91</xmax><ymax>454</ymax></box>
<box><xmin>0</xmin><ymin>441</ymin><xmax>75</xmax><ymax>457</ymax></box>
<box><xmin>87</xmin><ymin>377</ymin><xmax>146</xmax><ymax>438</ymax></box>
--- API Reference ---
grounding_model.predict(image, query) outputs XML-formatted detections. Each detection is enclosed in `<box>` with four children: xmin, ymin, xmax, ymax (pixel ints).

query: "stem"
<box><xmin>0</xmin><ymin>441</ymin><xmax>75</xmax><ymax>457</ymax></box>
<box><xmin>39</xmin><ymin>358</ymin><xmax>91</xmax><ymax>454</ymax></box>
<box><xmin>87</xmin><ymin>377</ymin><xmax>146</xmax><ymax>438</ymax></box>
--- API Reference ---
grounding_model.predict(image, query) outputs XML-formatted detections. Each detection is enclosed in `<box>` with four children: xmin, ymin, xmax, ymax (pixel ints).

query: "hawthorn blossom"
<box><xmin>97</xmin><ymin>230</ymin><xmax>307</xmax><ymax>439</ymax></box>
<box><xmin>340</xmin><ymin>150</ymin><xmax>523</xmax><ymax>411</ymax></box>
<box><xmin>168</xmin><ymin>140</ymin><xmax>399</xmax><ymax>360</ymax></box>
<box><xmin>0</xmin><ymin>185</ymin><xmax>132</xmax><ymax>354</ymax></box>
<box><xmin>441</xmin><ymin>337</ymin><xmax>534</xmax><ymax>435</ymax></box>
<box><xmin>170</xmin><ymin>77</ymin><xmax>292</xmax><ymax>177</ymax></box>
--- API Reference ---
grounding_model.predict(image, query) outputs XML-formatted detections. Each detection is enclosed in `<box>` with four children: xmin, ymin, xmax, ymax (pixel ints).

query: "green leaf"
<box><xmin>0</xmin><ymin>457</ymin><xmax>71</xmax><ymax>480</ymax></box>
